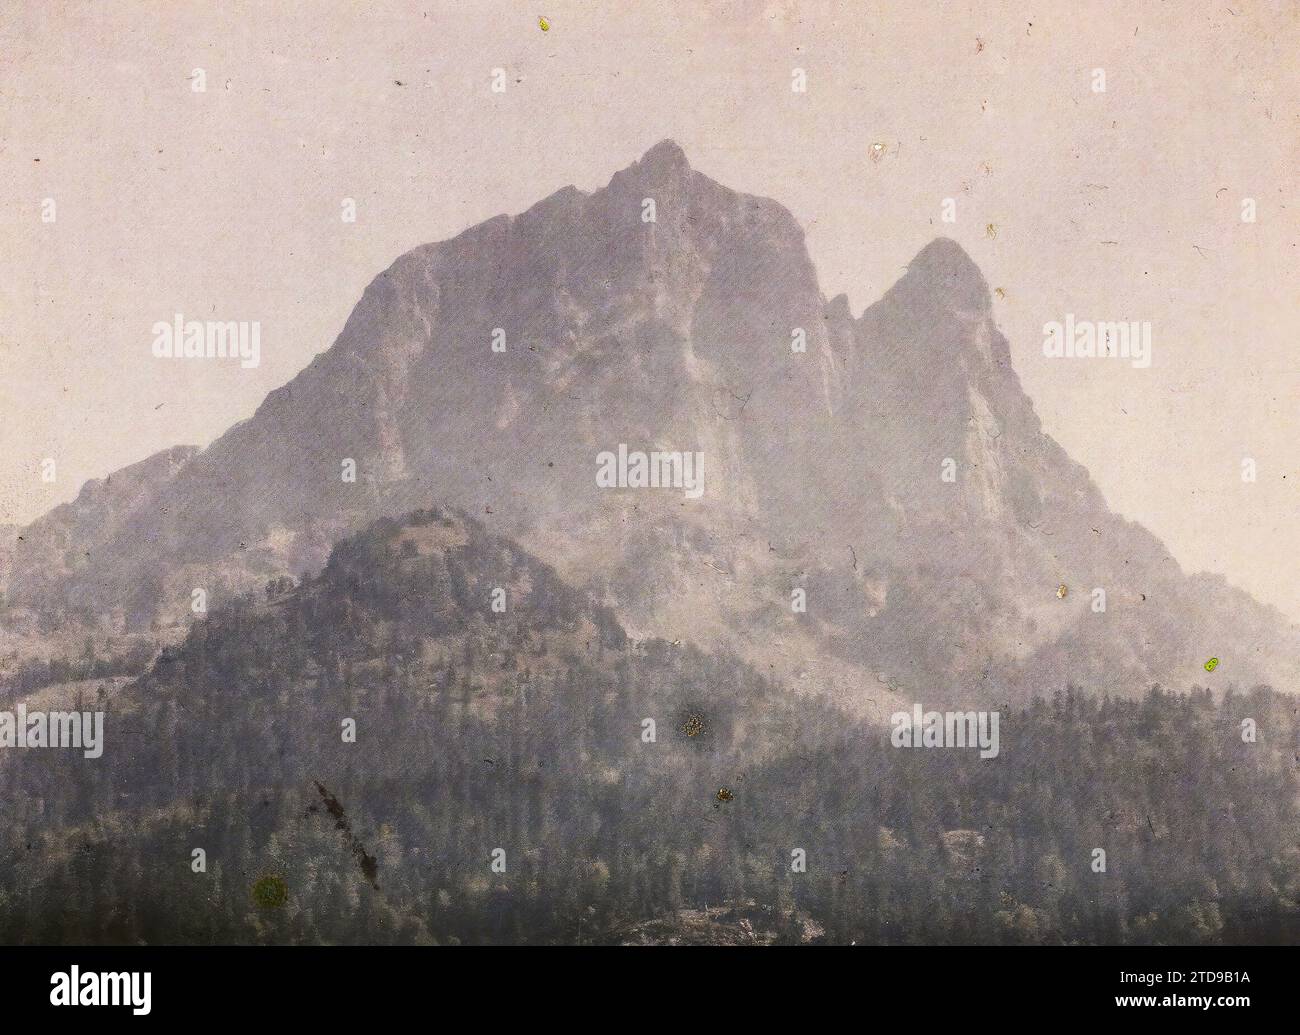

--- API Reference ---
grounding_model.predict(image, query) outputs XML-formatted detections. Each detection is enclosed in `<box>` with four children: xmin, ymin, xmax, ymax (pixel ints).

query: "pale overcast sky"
<box><xmin>1</xmin><ymin>1</ymin><xmax>1296</xmax><ymax>619</ymax></box>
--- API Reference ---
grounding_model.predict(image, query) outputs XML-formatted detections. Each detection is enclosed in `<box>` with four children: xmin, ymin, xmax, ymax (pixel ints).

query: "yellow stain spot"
<box><xmin>869</xmin><ymin>142</ymin><xmax>887</xmax><ymax>163</ymax></box>
<box><xmin>995</xmin><ymin>287</ymin><xmax>1006</xmax><ymax>300</ymax></box>
<box><xmin>716</xmin><ymin>788</ymin><xmax>734</xmax><ymax>802</ymax></box>
<box><xmin>986</xmin><ymin>223</ymin><xmax>998</xmax><ymax>239</ymax></box>
<box><xmin>538</xmin><ymin>16</ymin><xmax>550</xmax><ymax>31</ymax></box>
<box><xmin>1204</xmin><ymin>657</ymin><xmax>1219</xmax><ymax>672</ymax></box>
<box><xmin>1056</xmin><ymin>584</ymin><xmax>1068</xmax><ymax>599</ymax></box>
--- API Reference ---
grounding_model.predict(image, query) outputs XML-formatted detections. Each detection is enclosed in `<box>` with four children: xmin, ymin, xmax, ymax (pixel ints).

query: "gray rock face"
<box><xmin>5</xmin><ymin>141</ymin><xmax>1297</xmax><ymax>708</ymax></box>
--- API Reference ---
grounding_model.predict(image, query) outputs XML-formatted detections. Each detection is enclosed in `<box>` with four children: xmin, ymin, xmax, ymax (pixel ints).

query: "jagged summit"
<box><xmin>637</xmin><ymin>138</ymin><xmax>691</xmax><ymax>172</ymax></box>
<box><xmin>605</xmin><ymin>138</ymin><xmax>697</xmax><ymax>196</ymax></box>
<box><xmin>890</xmin><ymin>236</ymin><xmax>992</xmax><ymax>315</ymax></box>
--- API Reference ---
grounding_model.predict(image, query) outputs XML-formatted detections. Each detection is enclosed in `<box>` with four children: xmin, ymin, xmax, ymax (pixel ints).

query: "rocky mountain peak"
<box><xmin>635</xmin><ymin>138</ymin><xmax>692</xmax><ymax>176</ymax></box>
<box><xmin>885</xmin><ymin>237</ymin><xmax>993</xmax><ymax>317</ymax></box>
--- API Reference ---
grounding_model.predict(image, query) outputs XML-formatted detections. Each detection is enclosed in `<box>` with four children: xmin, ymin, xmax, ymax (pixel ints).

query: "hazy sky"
<box><xmin>2</xmin><ymin>1</ymin><xmax>1296</xmax><ymax>619</ymax></box>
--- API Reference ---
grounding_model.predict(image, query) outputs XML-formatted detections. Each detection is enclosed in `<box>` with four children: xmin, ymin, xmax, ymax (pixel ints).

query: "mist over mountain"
<box><xmin>3</xmin><ymin>141</ymin><xmax>1296</xmax><ymax>709</ymax></box>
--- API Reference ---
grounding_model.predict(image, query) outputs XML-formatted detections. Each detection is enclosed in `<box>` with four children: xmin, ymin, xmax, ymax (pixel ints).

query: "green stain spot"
<box><xmin>1204</xmin><ymin>657</ymin><xmax>1219</xmax><ymax>672</ymax></box>
<box><xmin>252</xmin><ymin>873</ymin><xmax>289</xmax><ymax>909</ymax></box>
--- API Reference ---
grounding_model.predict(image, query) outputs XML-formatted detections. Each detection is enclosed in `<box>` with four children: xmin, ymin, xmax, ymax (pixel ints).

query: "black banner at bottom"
<box><xmin>0</xmin><ymin>945</ymin><xmax>1288</xmax><ymax>1022</ymax></box>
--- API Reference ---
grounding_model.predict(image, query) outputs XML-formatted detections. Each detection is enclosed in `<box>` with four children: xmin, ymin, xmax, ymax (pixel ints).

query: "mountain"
<box><xmin>3</xmin><ymin>140</ymin><xmax>1297</xmax><ymax>709</ymax></box>
<box><xmin>1</xmin><ymin>445</ymin><xmax>198</xmax><ymax>621</ymax></box>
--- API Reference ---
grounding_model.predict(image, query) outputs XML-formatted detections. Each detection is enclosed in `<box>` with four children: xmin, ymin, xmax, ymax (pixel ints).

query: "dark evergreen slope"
<box><xmin>1</xmin><ymin>508</ymin><xmax>1295</xmax><ymax>944</ymax></box>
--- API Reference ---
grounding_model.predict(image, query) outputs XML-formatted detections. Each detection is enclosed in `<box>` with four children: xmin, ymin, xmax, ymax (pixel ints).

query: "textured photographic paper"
<box><xmin>1</xmin><ymin>1</ymin><xmax>1297</xmax><ymax>948</ymax></box>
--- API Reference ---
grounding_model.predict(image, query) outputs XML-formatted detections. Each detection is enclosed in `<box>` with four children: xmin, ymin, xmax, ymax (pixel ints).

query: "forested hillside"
<box><xmin>1</xmin><ymin>507</ymin><xmax>1295</xmax><ymax>944</ymax></box>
